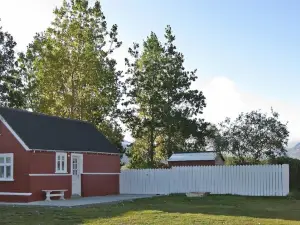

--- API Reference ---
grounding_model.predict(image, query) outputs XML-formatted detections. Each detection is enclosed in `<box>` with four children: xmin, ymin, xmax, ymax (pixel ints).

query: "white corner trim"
<box><xmin>0</xmin><ymin>115</ymin><xmax>30</xmax><ymax>151</ymax></box>
<box><xmin>82</xmin><ymin>172</ymin><xmax>120</xmax><ymax>175</ymax></box>
<box><xmin>29</xmin><ymin>174</ymin><xmax>71</xmax><ymax>176</ymax></box>
<box><xmin>0</xmin><ymin>192</ymin><xmax>32</xmax><ymax>196</ymax></box>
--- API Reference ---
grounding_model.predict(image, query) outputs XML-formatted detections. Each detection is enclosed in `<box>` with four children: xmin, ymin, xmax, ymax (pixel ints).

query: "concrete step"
<box><xmin>71</xmin><ymin>194</ymin><xmax>82</xmax><ymax>199</ymax></box>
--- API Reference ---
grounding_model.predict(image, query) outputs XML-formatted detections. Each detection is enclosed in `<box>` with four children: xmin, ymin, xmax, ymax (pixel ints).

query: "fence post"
<box><xmin>282</xmin><ymin>164</ymin><xmax>289</xmax><ymax>196</ymax></box>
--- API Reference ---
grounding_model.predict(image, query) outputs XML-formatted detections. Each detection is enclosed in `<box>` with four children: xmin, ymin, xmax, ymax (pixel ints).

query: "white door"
<box><xmin>71</xmin><ymin>154</ymin><xmax>82</xmax><ymax>196</ymax></box>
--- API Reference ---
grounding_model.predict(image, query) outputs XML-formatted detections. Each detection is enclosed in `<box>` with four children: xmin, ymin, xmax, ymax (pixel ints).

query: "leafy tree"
<box><xmin>18</xmin><ymin>0</ymin><xmax>124</xmax><ymax>150</ymax></box>
<box><xmin>126</xmin><ymin>137</ymin><xmax>153</xmax><ymax>169</ymax></box>
<box><xmin>123</xmin><ymin>26</ymin><xmax>209</xmax><ymax>167</ymax></box>
<box><xmin>214</xmin><ymin>109</ymin><xmax>289</xmax><ymax>164</ymax></box>
<box><xmin>0</xmin><ymin>20</ymin><xmax>25</xmax><ymax>108</ymax></box>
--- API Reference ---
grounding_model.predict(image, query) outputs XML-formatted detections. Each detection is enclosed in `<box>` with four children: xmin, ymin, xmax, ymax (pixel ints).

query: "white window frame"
<box><xmin>55</xmin><ymin>152</ymin><xmax>67</xmax><ymax>173</ymax></box>
<box><xmin>0</xmin><ymin>153</ymin><xmax>14</xmax><ymax>181</ymax></box>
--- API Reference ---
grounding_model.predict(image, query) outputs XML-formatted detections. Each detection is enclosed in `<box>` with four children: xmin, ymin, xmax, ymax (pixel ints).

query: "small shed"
<box><xmin>168</xmin><ymin>151</ymin><xmax>225</xmax><ymax>167</ymax></box>
<box><xmin>0</xmin><ymin>107</ymin><xmax>120</xmax><ymax>203</ymax></box>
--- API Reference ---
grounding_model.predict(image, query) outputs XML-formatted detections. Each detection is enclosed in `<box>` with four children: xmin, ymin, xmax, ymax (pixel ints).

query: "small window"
<box><xmin>0</xmin><ymin>153</ymin><xmax>13</xmax><ymax>181</ymax></box>
<box><xmin>55</xmin><ymin>153</ymin><xmax>67</xmax><ymax>173</ymax></box>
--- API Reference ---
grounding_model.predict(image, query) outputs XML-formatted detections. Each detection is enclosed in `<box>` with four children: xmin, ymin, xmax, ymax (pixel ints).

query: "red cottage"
<box><xmin>0</xmin><ymin>107</ymin><xmax>120</xmax><ymax>202</ymax></box>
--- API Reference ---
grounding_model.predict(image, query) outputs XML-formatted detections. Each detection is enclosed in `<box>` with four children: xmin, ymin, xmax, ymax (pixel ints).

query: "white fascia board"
<box><xmin>0</xmin><ymin>115</ymin><xmax>30</xmax><ymax>151</ymax></box>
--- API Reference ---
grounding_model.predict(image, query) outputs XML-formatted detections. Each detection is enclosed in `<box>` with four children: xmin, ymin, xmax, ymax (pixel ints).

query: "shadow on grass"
<box><xmin>1</xmin><ymin>194</ymin><xmax>300</xmax><ymax>224</ymax></box>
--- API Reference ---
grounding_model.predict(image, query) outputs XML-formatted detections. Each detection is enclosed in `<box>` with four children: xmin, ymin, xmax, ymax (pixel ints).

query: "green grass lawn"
<box><xmin>1</xmin><ymin>195</ymin><xmax>300</xmax><ymax>225</ymax></box>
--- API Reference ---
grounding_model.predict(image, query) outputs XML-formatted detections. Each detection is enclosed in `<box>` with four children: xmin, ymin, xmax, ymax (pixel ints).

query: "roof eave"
<box><xmin>168</xmin><ymin>159</ymin><xmax>216</xmax><ymax>162</ymax></box>
<box><xmin>30</xmin><ymin>149</ymin><xmax>120</xmax><ymax>155</ymax></box>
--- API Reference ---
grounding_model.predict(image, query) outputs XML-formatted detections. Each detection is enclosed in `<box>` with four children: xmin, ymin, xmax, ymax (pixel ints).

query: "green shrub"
<box><xmin>270</xmin><ymin>157</ymin><xmax>300</xmax><ymax>190</ymax></box>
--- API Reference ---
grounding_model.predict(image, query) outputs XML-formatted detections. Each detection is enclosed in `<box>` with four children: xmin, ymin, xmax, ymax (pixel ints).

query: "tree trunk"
<box><xmin>149</xmin><ymin>126</ymin><xmax>155</xmax><ymax>167</ymax></box>
<box><xmin>71</xmin><ymin>72</ymin><xmax>75</xmax><ymax>118</ymax></box>
<box><xmin>166</xmin><ymin>92</ymin><xmax>172</xmax><ymax>158</ymax></box>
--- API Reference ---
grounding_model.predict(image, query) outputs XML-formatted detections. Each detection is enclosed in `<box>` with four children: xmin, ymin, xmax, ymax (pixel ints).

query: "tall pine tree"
<box><xmin>159</xmin><ymin>26</ymin><xmax>209</xmax><ymax>158</ymax></box>
<box><xmin>123</xmin><ymin>26</ymin><xmax>211</xmax><ymax>168</ymax></box>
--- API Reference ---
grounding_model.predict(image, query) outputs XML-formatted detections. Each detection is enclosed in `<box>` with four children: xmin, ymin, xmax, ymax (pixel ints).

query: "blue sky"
<box><xmin>0</xmin><ymin>0</ymin><xmax>299</xmax><ymax>144</ymax></box>
<box><xmin>101</xmin><ymin>0</ymin><xmax>300</xmax><ymax>103</ymax></box>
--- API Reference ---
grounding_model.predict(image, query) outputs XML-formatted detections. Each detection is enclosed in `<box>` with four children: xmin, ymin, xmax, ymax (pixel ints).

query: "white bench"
<box><xmin>42</xmin><ymin>189</ymin><xmax>68</xmax><ymax>201</ymax></box>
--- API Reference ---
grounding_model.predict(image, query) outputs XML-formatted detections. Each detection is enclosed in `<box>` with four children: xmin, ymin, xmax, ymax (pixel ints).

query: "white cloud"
<box><xmin>198</xmin><ymin>76</ymin><xmax>299</xmax><ymax>147</ymax></box>
<box><xmin>201</xmin><ymin>77</ymin><xmax>248</xmax><ymax>123</ymax></box>
<box><xmin>0</xmin><ymin>0</ymin><xmax>62</xmax><ymax>51</ymax></box>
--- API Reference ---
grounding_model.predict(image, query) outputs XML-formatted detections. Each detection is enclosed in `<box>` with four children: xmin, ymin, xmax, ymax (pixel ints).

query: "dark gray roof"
<box><xmin>0</xmin><ymin>107</ymin><xmax>118</xmax><ymax>154</ymax></box>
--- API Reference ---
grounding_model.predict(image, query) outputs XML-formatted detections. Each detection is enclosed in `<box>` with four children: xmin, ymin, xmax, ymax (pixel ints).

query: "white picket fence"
<box><xmin>120</xmin><ymin>164</ymin><xmax>289</xmax><ymax>196</ymax></box>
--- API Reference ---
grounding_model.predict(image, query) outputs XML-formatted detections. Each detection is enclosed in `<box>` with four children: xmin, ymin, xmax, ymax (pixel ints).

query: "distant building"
<box><xmin>168</xmin><ymin>151</ymin><xmax>225</xmax><ymax>167</ymax></box>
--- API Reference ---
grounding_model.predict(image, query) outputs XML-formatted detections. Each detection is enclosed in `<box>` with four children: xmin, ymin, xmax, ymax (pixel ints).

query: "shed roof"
<box><xmin>0</xmin><ymin>107</ymin><xmax>118</xmax><ymax>154</ymax></box>
<box><xmin>168</xmin><ymin>152</ymin><xmax>221</xmax><ymax>162</ymax></box>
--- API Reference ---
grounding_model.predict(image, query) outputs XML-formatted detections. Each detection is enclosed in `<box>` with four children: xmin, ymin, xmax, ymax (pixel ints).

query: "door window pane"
<box><xmin>73</xmin><ymin>161</ymin><xmax>77</xmax><ymax>175</ymax></box>
<box><xmin>72</xmin><ymin>157</ymin><xmax>79</xmax><ymax>175</ymax></box>
<box><xmin>0</xmin><ymin>157</ymin><xmax>4</xmax><ymax>164</ymax></box>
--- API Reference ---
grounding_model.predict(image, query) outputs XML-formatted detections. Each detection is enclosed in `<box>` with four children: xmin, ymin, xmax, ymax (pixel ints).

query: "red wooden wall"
<box><xmin>0</xmin><ymin>120</ymin><xmax>30</xmax><ymax>202</ymax></box>
<box><xmin>81</xmin><ymin>154</ymin><xmax>120</xmax><ymax>197</ymax></box>
<box><xmin>28</xmin><ymin>151</ymin><xmax>72</xmax><ymax>201</ymax></box>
